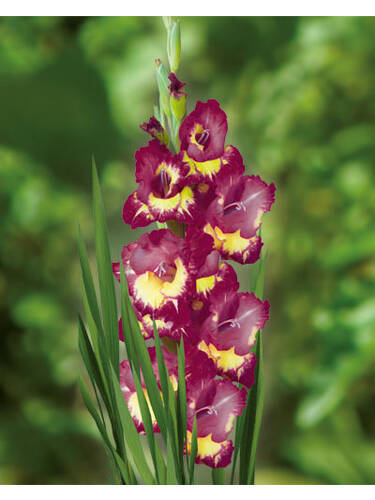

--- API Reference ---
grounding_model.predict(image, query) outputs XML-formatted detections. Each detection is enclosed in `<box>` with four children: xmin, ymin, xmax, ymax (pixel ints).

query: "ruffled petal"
<box><xmin>196</xmin><ymin>261</ymin><xmax>239</xmax><ymax>300</ymax></box>
<box><xmin>138</xmin><ymin>313</ymin><xmax>186</xmax><ymax>341</ymax></box>
<box><xmin>182</xmin><ymin>145</ymin><xmax>244</xmax><ymax>184</ymax></box>
<box><xmin>203</xmin><ymin>223</ymin><xmax>263</xmax><ymax>264</ymax></box>
<box><xmin>187</xmin><ymin>432</ymin><xmax>234</xmax><ymax>469</ymax></box>
<box><xmin>122</xmin><ymin>191</ymin><xmax>155</xmax><ymax>229</ymax></box>
<box><xmin>214</xmin><ymin>174</ymin><xmax>276</xmax><ymax>239</ymax></box>
<box><xmin>147</xmin><ymin>185</ymin><xmax>198</xmax><ymax>224</ymax></box>
<box><xmin>205</xmin><ymin>290</ymin><xmax>270</xmax><ymax>356</ymax></box>
<box><xmin>202</xmin><ymin>174</ymin><xmax>275</xmax><ymax>263</ymax></box>
<box><xmin>198</xmin><ymin>341</ymin><xmax>257</xmax><ymax>388</ymax></box>
<box><xmin>185</xmin><ymin>368</ymin><xmax>246</xmax><ymax>467</ymax></box>
<box><xmin>187</xmin><ymin>378</ymin><xmax>246</xmax><ymax>442</ymax></box>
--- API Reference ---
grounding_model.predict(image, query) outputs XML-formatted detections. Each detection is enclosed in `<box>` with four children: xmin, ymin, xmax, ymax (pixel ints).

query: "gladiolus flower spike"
<box><xmin>79</xmin><ymin>18</ymin><xmax>275</xmax><ymax>485</ymax></box>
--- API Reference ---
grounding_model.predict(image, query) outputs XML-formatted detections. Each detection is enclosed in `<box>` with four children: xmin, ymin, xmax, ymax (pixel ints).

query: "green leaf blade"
<box><xmin>238</xmin><ymin>251</ymin><xmax>267</xmax><ymax>484</ymax></box>
<box><xmin>247</xmin><ymin>333</ymin><xmax>264</xmax><ymax>484</ymax></box>
<box><xmin>189</xmin><ymin>416</ymin><xmax>198</xmax><ymax>485</ymax></box>
<box><xmin>212</xmin><ymin>467</ymin><xmax>226</xmax><ymax>484</ymax></box>
<box><xmin>109</xmin><ymin>366</ymin><xmax>155</xmax><ymax>485</ymax></box>
<box><xmin>78</xmin><ymin>376</ymin><xmax>130</xmax><ymax>484</ymax></box>
<box><xmin>92</xmin><ymin>159</ymin><xmax>119</xmax><ymax>372</ymax></box>
<box><xmin>77</xmin><ymin>224</ymin><xmax>103</xmax><ymax>336</ymax></box>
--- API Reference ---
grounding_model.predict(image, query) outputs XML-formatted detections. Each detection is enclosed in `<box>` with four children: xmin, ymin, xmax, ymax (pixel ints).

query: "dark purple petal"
<box><xmin>122</xmin><ymin>191</ymin><xmax>156</xmax><ymax>229</ymax></box>
<box><xmin>140</xmin><ymin>115</ymin><xmax>168</xmax><ymax>144</ymax></box>
<box><xmin>168</xmin><ymin>73</ymin><xmax>187</xmax><ymax>99</ymax></box>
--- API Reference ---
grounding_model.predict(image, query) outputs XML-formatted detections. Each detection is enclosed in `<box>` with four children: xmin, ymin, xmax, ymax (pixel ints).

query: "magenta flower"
<box><xmin>204</xmin><ymin>290</ymin><xmax>270</xmax><ymax>355</ymax></box>
<box><xmin>186</xmin><ymin>228</ymin><xmax>238</xmax><ymax>300</ymax></box>
<box><xmin>113</xmin><ymin>229</ymin><xmax>195</xmax><ymax>329</ymax></box>
<box><xmin>179</xmin><ymin>100</ymin><xmax>245</xmax><ymax>184</ymax></box>
<box><xmin>203</xmin><ymin>174</ymin><xmax>276</xmax><ymax>264</ymax></box>
<box><xmin>185</xmin><ymin>364</ymin><xmax>247</xmax><ymax>468</ymax></box>
<box><xmin>123</xmin><ymin>139</ymin><xmax>198</xmax><ymax>228</ymax></box>
<box><xmin>119</xmin><ymin>346</ymin><xmax>178</xmax><ymax>433</ymax></box>
<box><xmin>193</xmin><ymin>290</ymin><xmax>269</xmax><ymax>388</ymax></box>
<box><xmin>179</xmin><ymin>99</ymin><xmax>227</xmax><ymax>162</ymax></box>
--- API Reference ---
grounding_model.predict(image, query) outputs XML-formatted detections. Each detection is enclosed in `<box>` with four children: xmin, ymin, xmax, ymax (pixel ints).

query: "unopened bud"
<box><xmin>168</xmin><ymin>21</ymin><xmax>181</xmax><ymax>73</ymax></box>
<box><xmin>163</xmin><ymin>16</ymin><xmax>172</xmax><ymax>30</ymax></box>
<box><xmin>140</xmin><ymin>115</ymin><xmax>169</xmax><ymax>146</ymax></box>
<box><xmin>155</xmin><ymin>58</ymin><xmax>170</xmax><ymax>118</ymax></box>
<box><xmin>168</xmin><ymin>72</ymin><xmax>186</xmax><ymax>122</ymax></box>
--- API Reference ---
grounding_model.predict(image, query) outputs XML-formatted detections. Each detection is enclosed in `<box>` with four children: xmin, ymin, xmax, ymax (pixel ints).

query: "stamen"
<box><xmin>223</xmin><ymin>201</ymin><xmax>246</xmax><ymax>216</ymax></box>
<box><xmin>195</xmin><ymin>405</ymin><xmax>217</xmax><ymax>419</ymax></box>
<box><xmin>217</xmin><ymin>318</ymin><xmax>241</xmax><ymax>332</ymax></box>
<box><xmin>153</xmin><ymin>262</ymin><xmax>177</xmax><ymax>282</ymax></box>
<box><xmin>154</xmin><ymin>262</ymin><xmax>168</xmax><ymax>278</ymax></box>
<box><xmin>196</xmin><ymin>129</ymin><xmax>210</xmax><ymax>146</ymax></box>
<box><xmin>160</xmin><ymin>168</ymin><xmax>170</xmax><ymax>197</ymax></box>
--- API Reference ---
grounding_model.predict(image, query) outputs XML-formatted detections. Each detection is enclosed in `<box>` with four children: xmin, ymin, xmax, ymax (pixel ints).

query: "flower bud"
<box><xmin>168</xmin><ymin>20</ymin><xmax>181</xmax><ymax>73</ymax></box>
<box><xmin>140</xmin><ymin>115</ymin><xmax>169</xmax><ymax>146</ymax></box>
<box><xmin>155</xmin><ymin>58</ymin><xmax>170</xmax><ymax>118</ymax></box>
<box><xmin>168</xmin><ymin>72</ymin><xmax>186</xmax><ymax>122</ymax></box>
<box><xmin>163</xmin><ymin>16</ymin><xmax>172</xmax><ymax>30</ymax></box>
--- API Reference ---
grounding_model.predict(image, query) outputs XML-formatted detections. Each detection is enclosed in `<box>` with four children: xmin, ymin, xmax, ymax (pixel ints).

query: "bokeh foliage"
<box><xmin>0</xmin><ymin>16</ymin><xmax>374</xmax><ymax>484</ymax></box>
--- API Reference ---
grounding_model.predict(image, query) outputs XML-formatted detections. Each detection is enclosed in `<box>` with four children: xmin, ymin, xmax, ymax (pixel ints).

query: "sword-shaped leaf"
<box><xmin>92</xmin><ymin>159</ymin><xmax>119</xmax><ymax>372</ymax></box>
<box><xmin>109</xmin><ymin>366</ymin><xmax>155</xmax><ymax>485</ymax></box>
<box><xmin>239</xmin><ymin>252</ymin><xmax>267</xmax><ymax>484</ymax></box>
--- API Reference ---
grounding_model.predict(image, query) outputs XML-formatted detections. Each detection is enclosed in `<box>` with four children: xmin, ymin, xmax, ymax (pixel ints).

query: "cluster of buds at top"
<box><xmin>113</xmin><ymin>39</ymin><xmax>276</xmax><ymax>469</ymax></box>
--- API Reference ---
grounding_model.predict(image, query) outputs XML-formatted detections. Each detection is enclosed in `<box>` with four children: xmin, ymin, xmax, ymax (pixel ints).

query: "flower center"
<box><xmin>195</xmin><ymin>129</ymin><xmax>210</xmax><ymax>147</ymax></box>
<box><xmin>160</xmin><ymin>168</ymin><xmax>171</xmax><ymax>197</ymax></box>
<box><xmin>153</xmin><ymin>262</ymin><xmax>177</xmax><ymax>282</ymax></box>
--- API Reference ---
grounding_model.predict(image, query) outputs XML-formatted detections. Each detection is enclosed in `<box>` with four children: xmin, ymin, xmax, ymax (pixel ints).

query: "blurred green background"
<box><xmin>1</xmin><ymin>16</ymin><xmax>375</xmax><ymax>484</ymax></box>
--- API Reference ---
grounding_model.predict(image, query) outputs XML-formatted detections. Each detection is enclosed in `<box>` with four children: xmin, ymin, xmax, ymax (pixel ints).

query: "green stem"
<box><xmin>212</xmin><ymin>468</ymin><xmax>226</xmax><ymax>484</ymax></box>
<box><xmin>167</xmin><ymin>220</ymin><xmax>186</xmax><ymax>238</ymax></box>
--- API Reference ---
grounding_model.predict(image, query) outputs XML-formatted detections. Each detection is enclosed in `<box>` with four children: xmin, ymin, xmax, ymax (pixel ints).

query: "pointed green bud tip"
<box><xmin>163</xmin><ymin>16</ymin><xmax>172</xmax><ymax>30</ymax></box>
<box><xmin>168</xmin><ymin>21</ymin><xmax>181</xmax><ymax>73</ymax></box>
